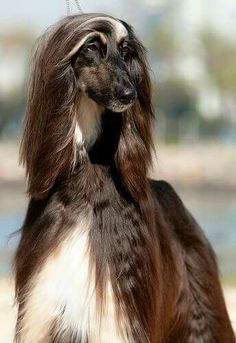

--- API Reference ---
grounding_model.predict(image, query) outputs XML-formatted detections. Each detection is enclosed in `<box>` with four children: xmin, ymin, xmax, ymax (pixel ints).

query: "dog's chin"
<box><xmin>85</xmin><ymin>93</ymin><xmax>134</xmax><ymax>113</ymax></box>
<box><xmin>106</xmin><ymin>102</ymin><xmax>134</xmax><ymax>113</ymax></box>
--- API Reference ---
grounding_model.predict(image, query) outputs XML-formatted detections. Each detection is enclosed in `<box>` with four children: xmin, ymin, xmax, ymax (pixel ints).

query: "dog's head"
<box><xmin>71</xmin><ymin>16</ymin><xmax>137</xmax><ymax>113</ymax></box>
<box><xmin>21</xmin><ymin>14</ymin><xmax>154</xmax><ymax>199</ymax></box>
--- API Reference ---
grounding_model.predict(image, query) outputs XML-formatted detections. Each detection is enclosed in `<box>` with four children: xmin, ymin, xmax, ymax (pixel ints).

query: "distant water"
<box><xmin>0</xmin><ymin>189</ymin><xmax>236</xmax><ymax>277</ymax></box>
<box><xmin>0</xmin><ymin>212</ymin><xmax>23</xmax><ymax>275</ymax></box>
<box><xmin>180</xmin><ymin>189</ymin><xmax>236</xmax><ymax>278</ymax></box>
<box><xmin>198</xmin><ymin>208</ymin><xmax>236</xmax><ymax>276</ymax></box>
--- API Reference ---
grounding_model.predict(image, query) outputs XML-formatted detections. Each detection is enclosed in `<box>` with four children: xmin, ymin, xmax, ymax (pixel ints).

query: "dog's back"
<box><xmin>150</xmin><ymin>180</ymin><xmax>235</xmax><ymax>342</ymax></box>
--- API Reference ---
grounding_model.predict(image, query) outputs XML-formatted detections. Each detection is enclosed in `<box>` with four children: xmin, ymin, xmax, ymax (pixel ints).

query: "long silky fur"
<box><xmin>15</xmin><ymin>13</ymin><xmax>235</xmax><ymax>343</ymax></box>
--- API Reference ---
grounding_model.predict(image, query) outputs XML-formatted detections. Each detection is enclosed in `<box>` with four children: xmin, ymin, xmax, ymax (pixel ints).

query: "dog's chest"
<box><xmin>19</xmin><ymin>215</ymin><xmax>128</xmax><ymax>343</ymax></box>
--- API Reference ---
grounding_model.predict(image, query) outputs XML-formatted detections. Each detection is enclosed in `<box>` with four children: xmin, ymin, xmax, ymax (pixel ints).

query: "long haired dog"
<box><xmin>15</xmin><ymin>14</ymin><xmax>235</xmax><ymax>343</ymax></box>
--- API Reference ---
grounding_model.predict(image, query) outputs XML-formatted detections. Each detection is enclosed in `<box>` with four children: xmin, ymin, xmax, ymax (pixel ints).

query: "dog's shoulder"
<box><xmin>149</xmin><ymin>179</ymin><xmax>184</xmax><ymax>209</ymax></box>
<box><xmin>149</xmin><ymin>179</ymin><xmax>177</xmax><ymax>195</ymax></box>
<box><xmin>149</xmin><ymin>179</ymin><xmax>213</xmax><ymax>251</ymax></box>
<box><xmin>148</xmin><ymin>178</ymin><xmax>192</xmax><ymax>227</ymax></box>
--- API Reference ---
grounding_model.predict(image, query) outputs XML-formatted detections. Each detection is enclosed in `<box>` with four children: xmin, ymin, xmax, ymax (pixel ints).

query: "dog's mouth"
<box><xmin>107</xmin><ymin>100</ymin><xmax>135</xmax><ymax>113</ymax></box>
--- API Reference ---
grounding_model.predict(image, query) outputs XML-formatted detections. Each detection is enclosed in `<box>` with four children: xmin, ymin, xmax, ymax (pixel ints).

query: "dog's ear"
<box><xmin>116</xmin><ymin>34</ymin><xmax>154</xmax><ymax>202</ymax></box>
<box><xmin>20</xmin><ymin>32</ymin><xmax>78</xmax><ymax>199</ymax></box>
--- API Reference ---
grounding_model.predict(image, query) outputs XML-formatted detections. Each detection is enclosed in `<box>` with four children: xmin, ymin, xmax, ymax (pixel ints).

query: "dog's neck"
<box><xmin>76</xmin><ymin>93</ymin><xmax>123</xmax><ymax>166</ymax></box>
<box><xmin>89</xmin><ymin>111</ymin><xmax>122</xmax><ymax>165</ymax></box>
<box><xmin>76</xmin><ymin>94</ymin><xmax>104</xmax><ymax>149</ymax></box>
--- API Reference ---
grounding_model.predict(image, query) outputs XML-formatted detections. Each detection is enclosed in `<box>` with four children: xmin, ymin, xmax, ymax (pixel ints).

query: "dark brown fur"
<box><xmin>15</xmin><ymin>13</ymin><xmax>235</xmax><ymax>343</ymax></box>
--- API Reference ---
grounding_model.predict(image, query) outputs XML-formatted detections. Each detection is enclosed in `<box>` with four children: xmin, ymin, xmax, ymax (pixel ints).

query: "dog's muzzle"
<box><xmin>117</xmin><ymin>85</ymin><xmax>137</xmax><ymax>105</ymax></box>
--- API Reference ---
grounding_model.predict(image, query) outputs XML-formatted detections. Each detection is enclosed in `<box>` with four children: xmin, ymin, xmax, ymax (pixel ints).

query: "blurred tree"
<box><xmin>0</xmin><ymin>89</ymin><xmax>25</xmax><ymax>137</ymax></box>
<box><xmin>147</xmin><ymin>26</ymin><xmax>178</xmax><ymax>63</ymax></box>
<box><xmin>152</xmin><ymin>78</ymin><xmax>198</xmax><ymax>143</ymax></box>
<box><xmin>200</xmin><ymin>29</ymin><xmax>236</xmax><ymax>138</ymax></box>
<box><xmin>0</xmin><ymin>28</ymin><xmax>35</xmax><ymax>137</ymax></box>
<box><xmin>1</xmin><ymin>27</ymin><xmax>35</xmax><ymax>47</ymax></box>
<box><xmin>201</xmin><ymin>30</ymin><xmax>236</xmax><ymax>92</ymax></box>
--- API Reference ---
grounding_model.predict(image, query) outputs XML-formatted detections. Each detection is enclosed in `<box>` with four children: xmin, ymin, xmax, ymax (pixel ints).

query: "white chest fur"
<box><xmin>18</xmin><ymin>214</ymin><xmax>128</xmax><ymax>343</ymax></box>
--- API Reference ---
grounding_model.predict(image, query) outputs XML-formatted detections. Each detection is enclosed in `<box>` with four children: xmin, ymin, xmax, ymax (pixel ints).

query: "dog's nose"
<box><xmin>119</xmin><ymin>86</ymin><xmax>137</xmax><ymax>104</ymax></box>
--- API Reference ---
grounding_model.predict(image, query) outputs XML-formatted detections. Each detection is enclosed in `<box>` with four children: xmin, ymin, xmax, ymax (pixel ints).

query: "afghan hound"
<box><xmin>14</xmin><ymin>13</ymin><xmax>235</xmax><ymax>343</ymax></box>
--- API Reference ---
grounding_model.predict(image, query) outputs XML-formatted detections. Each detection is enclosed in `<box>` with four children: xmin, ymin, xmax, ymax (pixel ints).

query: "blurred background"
<box><xmin>0</xmin><ymin>0</ymin><xmax>236</xmax><ymax>341</ymax></box>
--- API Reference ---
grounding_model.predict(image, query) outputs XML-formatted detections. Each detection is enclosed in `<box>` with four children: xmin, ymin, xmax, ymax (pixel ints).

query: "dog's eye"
<box><xmin>84</xmin><ymin>41</ymin><xmax>100</xmax><ymax>53</ymax></box>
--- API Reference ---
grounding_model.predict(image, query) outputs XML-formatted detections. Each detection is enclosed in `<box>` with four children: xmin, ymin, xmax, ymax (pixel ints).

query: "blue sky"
<box><xmin>0</xmin><ymin>0</ymin><xmax>126</xmax><ymax>30</ymax></box>
<box><xmin>0</xmin><ymin>0</ymin><xmax>235</xmax><ymax>38</ymax></box>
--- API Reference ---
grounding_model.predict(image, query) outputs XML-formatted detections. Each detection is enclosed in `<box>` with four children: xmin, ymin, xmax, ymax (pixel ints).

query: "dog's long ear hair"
<box><xmin>21</xmin><ymin>17</ymin><xmax>154</xmax><ymax>200</ymax></box>
<box><xmin>20</xmin><ymin>18</ymin><xmax>83</xmax><ymax>199</ymax></box>
<box><xmin>116</xmin><ymin>26</ymin><xmax>154</xmax><ymax>202</ymax></box>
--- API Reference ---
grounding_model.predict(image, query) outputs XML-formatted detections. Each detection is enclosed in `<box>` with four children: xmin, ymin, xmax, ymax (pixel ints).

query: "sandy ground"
<box><xmin>0</xmin><ymin>278</ymin><xmax>235</xmax><ymax>342</ymax></box>
<box><xmin>0</xmin><ymin>278</ymin><xmax>16</xmax><ymax>343</ymax></box>
<box><xmin>151</xmin><ymin>143</ymin><xmax>236</xmax><ymax>190</ymax></box>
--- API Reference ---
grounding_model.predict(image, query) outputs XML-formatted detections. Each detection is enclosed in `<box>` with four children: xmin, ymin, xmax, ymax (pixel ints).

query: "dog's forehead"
<box><xmin>66</xmin><ymin>17</ymin><xmax>128</xmax><ymax>59</ymax></box>
<box><xmin>82</xmin><ymin>16</ymin><xmax>128</xmax><ymax>41</ymax></box>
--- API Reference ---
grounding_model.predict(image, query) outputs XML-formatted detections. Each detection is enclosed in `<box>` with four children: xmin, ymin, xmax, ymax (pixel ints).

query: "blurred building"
<box><xmin>0</xmin><ymin>34</ymin><xmax>27</xmax><ymax>97</ymax></box>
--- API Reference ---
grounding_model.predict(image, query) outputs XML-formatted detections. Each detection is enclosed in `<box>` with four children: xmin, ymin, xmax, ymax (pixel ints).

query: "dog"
<box><xmin>14</xmin><ymin>13</ymin><xmax>235</xmax><ymax>343</ymax></box>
